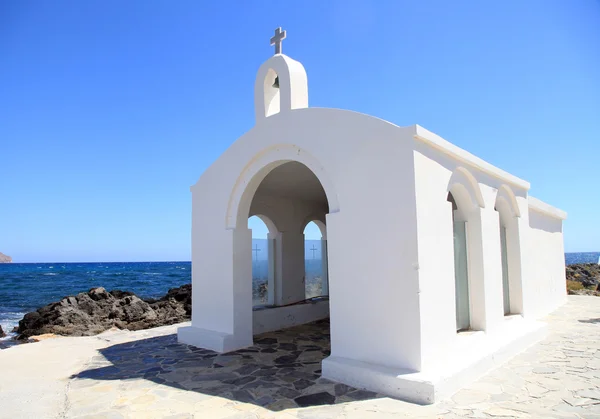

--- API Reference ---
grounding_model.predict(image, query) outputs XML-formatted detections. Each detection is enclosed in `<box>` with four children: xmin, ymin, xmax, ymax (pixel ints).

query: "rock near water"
<box><xmin>566</xmin><ymin>263</ymin><xmax>600</xmax><ymax>291</ymax></box>
<box><xmin>0</xmin><ymin>252</ymin><xmax>12</xmax><ymax>263</ymax></box>
<box><xmin>16</xmin><ymin>284</ymin><xmax>191</xmax><ymax>340</ymax></box>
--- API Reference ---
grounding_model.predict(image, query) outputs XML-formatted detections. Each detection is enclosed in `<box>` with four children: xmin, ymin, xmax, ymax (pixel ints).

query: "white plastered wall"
<box><xmin>181</xmin><ymin>103</ymin><xmax>424</xmax><ymax>371</ymax></box>
<box><xmin>522</xmin><ymin>198</ymin><xmax>568</xmax><ymax>319</ymax></box>
<box><xmin>411</xmin><ymin>126</ymin><xmax>540</xmax><ymax>372</ymax></box>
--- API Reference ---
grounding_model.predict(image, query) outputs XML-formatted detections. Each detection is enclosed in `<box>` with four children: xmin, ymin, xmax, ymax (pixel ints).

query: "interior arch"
<box><xmin>233</xmin><ymin>156</ymin><xmax>333</xmax><ymax>346</ymax></box>
<box><xmin>226</xmin><ymin>144</ymin><xmax>340</xmax><ymax>231</ymax></box>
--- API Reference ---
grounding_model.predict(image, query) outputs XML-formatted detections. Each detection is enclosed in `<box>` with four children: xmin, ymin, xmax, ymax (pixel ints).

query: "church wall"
<box><xmin>186</xmin><ymin>107</ymin><xmax>424</xmax><ymax>367</ymax></box>
<box><xmin>477</xmin><ymin>183</ymin><xmax>509</xmax><ymax>332</ymax></box>
<box><xmin>522</xmin><ymin>200</ymin><xmax>567</xmax><ymax>319</ymax></box>
<box><xmin>412</xmin><ymin>149</ymin><xmax>457</xmax><ymax>371</ymax></box>
<box><xmin>412</xmin><ymin>140</ymin><xmax>541</xmax><ymax>371</ymax></box>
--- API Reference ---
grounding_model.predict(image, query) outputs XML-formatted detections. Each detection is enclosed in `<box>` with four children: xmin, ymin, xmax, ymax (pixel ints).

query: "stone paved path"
<box><xmin>1</xmin><ymin>295</ymin><xmax>600</xmax><ymax>418</ymax></box>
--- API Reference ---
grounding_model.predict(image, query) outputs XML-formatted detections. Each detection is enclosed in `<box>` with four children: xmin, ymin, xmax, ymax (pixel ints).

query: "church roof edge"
<box><xmin>413</xmin><ymin>124</ymin><xmax>531</xmax><ymax>192</ymax></box>
<box><xmin>528</xmin><ymin>196</ymin><xmax>567</xmax><ymax>220</ymax></box>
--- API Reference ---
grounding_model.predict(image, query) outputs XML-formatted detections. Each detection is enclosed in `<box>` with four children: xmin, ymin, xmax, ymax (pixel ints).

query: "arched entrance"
<box><xmin>227</xmin><ymin>150</ymin><xmax>336</xmax><ymax>342</ymax></box>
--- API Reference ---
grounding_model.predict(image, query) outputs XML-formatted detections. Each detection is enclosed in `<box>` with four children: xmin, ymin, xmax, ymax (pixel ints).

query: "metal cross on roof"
<box><xmin>270</xmin><ymin>27</ymin><xmax>287</xmax><ymax>55</ymax></box>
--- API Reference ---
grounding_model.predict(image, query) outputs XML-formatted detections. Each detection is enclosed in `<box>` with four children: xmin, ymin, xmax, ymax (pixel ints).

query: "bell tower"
<box><xmin>254</xmin><ymin>27</ymin><xmax>308</xmax><ymax>123</ymax></box>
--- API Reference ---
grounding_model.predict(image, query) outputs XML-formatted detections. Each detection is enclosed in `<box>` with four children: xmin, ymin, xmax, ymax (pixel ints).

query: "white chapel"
<box><xmin>178</xmin><ymin>28</ymin><xmax>568</xmax><ymax>404</ymax></box>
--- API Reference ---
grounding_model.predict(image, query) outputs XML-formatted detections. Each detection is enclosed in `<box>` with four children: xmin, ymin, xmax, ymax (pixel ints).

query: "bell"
<box><xmin>272</xmin><ymin>76</ymin><xmax>279</xmax><ymax>88</ymax></box>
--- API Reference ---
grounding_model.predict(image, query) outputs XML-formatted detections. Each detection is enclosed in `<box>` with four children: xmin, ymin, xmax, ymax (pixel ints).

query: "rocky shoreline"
<box><xmin>4</xmin><ymin>263</ymin><xmax>600</xmax><ymax>345</ymax></box>
<box><xmin>13</xmin><ymin>284</ymin><xmax>191</xmax><ymax>341</ymax></box>
<box><xmin>566</xmin><ymin>263</ymin><xmax>600</xmax><ymax>296</ymax></box>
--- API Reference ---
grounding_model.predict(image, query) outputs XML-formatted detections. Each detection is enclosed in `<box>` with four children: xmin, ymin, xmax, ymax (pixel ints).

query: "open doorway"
<box><xmin>242</xmin><ymin>161</ymin><xmax>331</xmax><ymax>343</ymax></box>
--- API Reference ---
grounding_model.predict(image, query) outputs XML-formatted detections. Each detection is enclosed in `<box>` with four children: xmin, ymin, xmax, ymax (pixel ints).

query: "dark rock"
<box><xmin>566</xmin><ymin>263</ymin><xmax>600</xmax><ymax>289</ymax></box>
<box><xmin>16</xmin><ymin>284</ymin><xmax>191</xmax><ymax>339</ymax></box>
<box><xmin>0</xmin><ymin>325</ymin><xmax>5</xmax><ymax>338</ymax></box>
<box><xmin>294</xmin><ymin>392</ymin><xmax>335</xmax><ymax>407</ymax></box>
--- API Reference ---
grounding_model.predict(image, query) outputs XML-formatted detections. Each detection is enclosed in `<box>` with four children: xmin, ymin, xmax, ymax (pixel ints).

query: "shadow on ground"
<box><xmin>579</xmin><ymin>318</ymin><xmax>600</xmax><ymax>324</ymax></box>
<box><xmin>70</xmin><ymin>319</ymin><xmax>381</xmax><ymax>411</ymax></box>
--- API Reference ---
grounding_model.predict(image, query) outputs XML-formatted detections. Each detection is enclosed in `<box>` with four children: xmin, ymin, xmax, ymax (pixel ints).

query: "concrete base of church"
<box><xmin>177</xmin><ymin>326</ymin><xmax>253</xmax><ymax>353</ymax></box>
<box><xmin>322</xmin><ymin>317</ymin><xmax>547</xmax><ymax>405</ymax></box>
<box><xmin>253</xmin><ymin>299</ymin><xmax>329</xmax><ymax>335</ymax></box>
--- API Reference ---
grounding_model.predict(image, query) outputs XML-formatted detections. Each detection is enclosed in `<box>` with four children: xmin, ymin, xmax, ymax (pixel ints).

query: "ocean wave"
<box><xmin>0</xmin><ymin>312</ymin><xmax>25</xmax><ymax>341</ymax></box>
<box><xmin>43</xmin><ymin>273</ymin><xmax>57</xmax><ymax>276</ymax></box>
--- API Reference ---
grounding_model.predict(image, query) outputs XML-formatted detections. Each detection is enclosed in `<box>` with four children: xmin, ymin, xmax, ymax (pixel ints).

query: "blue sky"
<box><xmin>1</xmin><ymin>1</ymin><xmax>598</xmax><ymax>262</ymax></box>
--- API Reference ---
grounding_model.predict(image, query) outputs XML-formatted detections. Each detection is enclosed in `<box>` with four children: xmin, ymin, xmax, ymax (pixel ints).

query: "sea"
<box><xmin>0</xmin><ymin>251</ymin><xmax>597</xmax><ymax>343</ymax></box>
<box><xmin>0</xmin><ymin>262</ymin><xmax>192</xmax><ymax>341</ymax></box>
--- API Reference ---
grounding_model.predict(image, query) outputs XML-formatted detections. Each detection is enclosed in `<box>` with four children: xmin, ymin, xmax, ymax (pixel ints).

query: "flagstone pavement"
<box><xmin>1</xmin><ymin>295</ymin><xmax>600</xmax><ymax>418</ymax></box>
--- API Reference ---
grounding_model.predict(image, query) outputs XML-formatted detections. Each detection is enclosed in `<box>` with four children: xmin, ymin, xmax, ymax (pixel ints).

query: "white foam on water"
<box><xmin>0</xmin><ymin>312</ymin><xmax>25</xmax><ymax>342</ymax></box>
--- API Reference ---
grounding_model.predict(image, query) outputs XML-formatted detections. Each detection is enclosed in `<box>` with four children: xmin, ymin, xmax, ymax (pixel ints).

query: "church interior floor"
<box><xmin>2</xmin><ymin>296</ymin><xmax>600</xmax><ymax>418</ymax></box>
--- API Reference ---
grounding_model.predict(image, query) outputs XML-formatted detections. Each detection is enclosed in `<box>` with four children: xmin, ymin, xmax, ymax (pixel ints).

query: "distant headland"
<box><xmin>0</xmin><ymin>253</ymin><xmax>11</xmax><ymax>263</ymax></box>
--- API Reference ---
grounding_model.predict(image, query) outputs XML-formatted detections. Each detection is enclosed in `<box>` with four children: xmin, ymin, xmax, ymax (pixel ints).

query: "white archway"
<box><xmin>227</xmin><ymin>147</ymin><xmax>337</xmax><ymax>341</ymax></box>
<box><xmin>447</xmin><ymin>167</ymin><xmax>486</xmax><ymax>332</ymax></box>
<box><xmin>495</xmin><ymin>185</ymin><xmax>524</xmax><ymax>316</ymax></box>
<box><xmin>226</xmin><ymin>144</ymin><xmax>340</xmax><ymax>231</ymax></box>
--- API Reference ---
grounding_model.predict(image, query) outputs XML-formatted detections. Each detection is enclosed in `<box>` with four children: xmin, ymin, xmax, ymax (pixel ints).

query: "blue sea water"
<box><xmin>0</xmin><ymin>262</ymin><xmax>191</xmax><ymax>337</ymax></box>
<box><xmin>0</xmin><ymin>252</ymin><xmax>595</xmax><ymax>340</ymax></box>
<box><xmin>565</xmin><ymin>252</ymin><xmax>600</xmax><ymax>265</ymax></box>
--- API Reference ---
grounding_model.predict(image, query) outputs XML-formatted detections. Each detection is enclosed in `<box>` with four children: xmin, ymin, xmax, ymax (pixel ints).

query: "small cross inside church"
<box><xmin>310</xmin><ymin>244</ymin><xmax>318</xmax><ymax>259</ymax></box>
<box><xmin>270</xmin><ymin>27</ymin><xmax>286</xmax><ymax>55</ymax></box>
<box><xmin>253</xmin><ymin>244</ymin><xmax>261</xmax><ymax>261</ymax></box>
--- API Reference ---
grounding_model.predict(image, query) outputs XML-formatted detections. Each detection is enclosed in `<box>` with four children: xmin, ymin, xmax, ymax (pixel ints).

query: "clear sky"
<box><xmin>1</xmin><ymin>1</ymin><xmax>598</xmax><ymax>262</ymax></box>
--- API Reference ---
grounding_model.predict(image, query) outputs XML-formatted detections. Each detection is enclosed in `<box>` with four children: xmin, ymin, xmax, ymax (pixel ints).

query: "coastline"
<box><xmin>1</xmin><ymin>284</ymin><xmax>191</xmax><ymax>348</ymax></box>
<box><xmin>1</xmin><ymin>259</ymin><xmax>599</xmax><ymax>348</ymax></box>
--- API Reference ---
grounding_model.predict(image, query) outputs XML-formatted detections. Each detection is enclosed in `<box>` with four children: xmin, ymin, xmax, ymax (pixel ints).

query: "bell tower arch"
<box><xmin>254</xmin><ymin>28</ymin><xmax>308</xmax><ymax>123</ymax></box>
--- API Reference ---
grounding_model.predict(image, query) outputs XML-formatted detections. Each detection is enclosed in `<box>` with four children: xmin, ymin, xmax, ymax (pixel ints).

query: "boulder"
<box><xmin>566</xmin><ymin>263</ymin><xmax>600</xmax><ymax>290</ymax></box>
<box><xmin>0</xmin><ymin>325</ymin><xmax>5</xmax><ymax>338</ymax></box>
<box><xmin>16</xmin><ymin>284</ymin><xmax>191</xmax><ymax>339</ymax></box>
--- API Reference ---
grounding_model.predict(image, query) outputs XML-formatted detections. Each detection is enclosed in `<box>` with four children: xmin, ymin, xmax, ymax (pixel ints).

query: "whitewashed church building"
<box><xmin>179</xmin><ymin>28</ymin><xmax>568</xmax><ymax>404</ymax></box>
